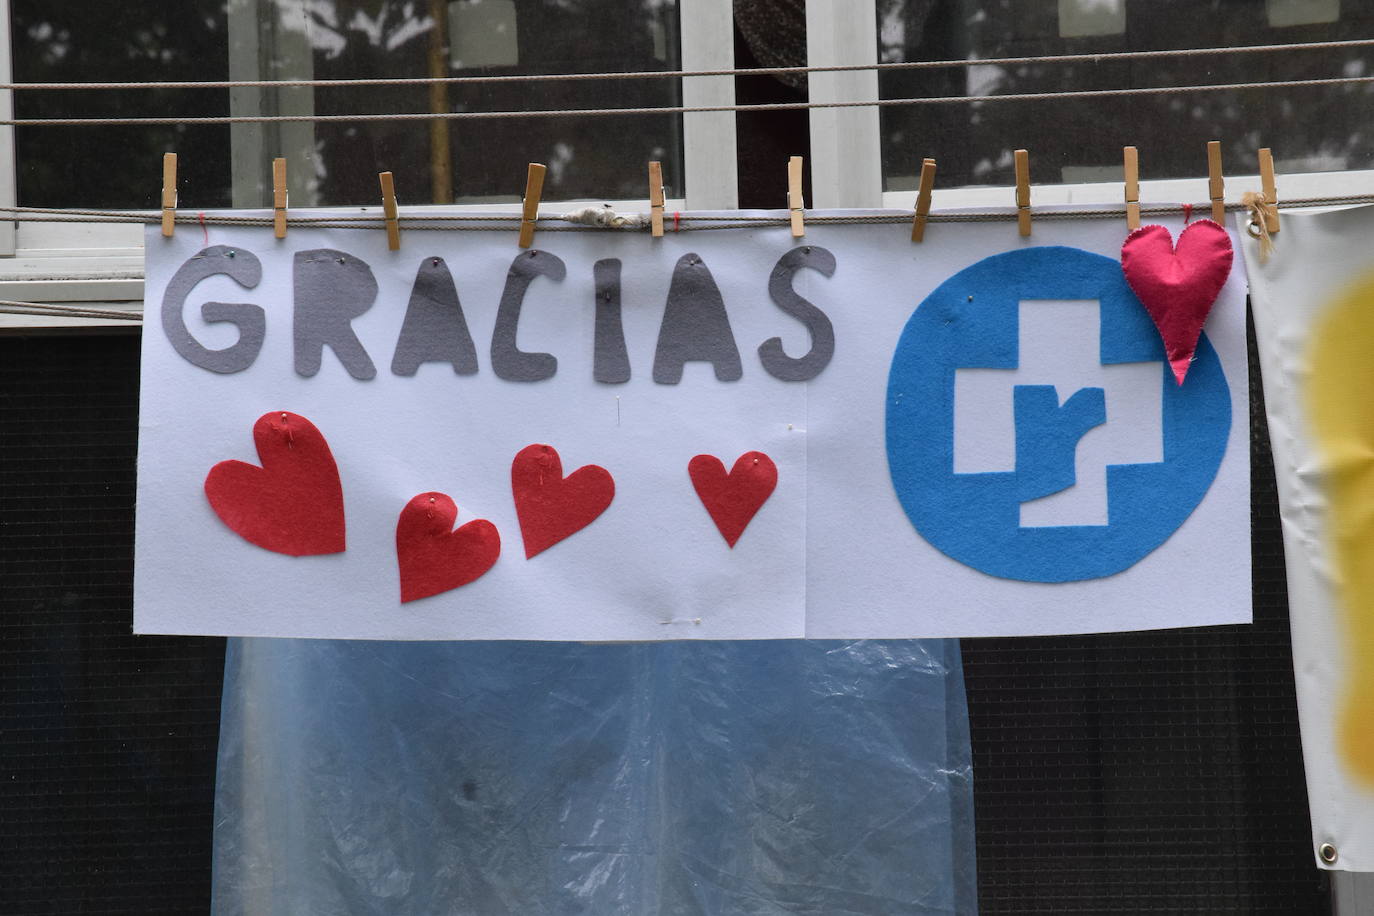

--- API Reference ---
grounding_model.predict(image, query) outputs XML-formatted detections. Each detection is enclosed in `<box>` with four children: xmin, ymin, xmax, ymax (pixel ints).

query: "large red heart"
<box><xmin>511</xmin><ymin>443</ymin><xmax>615</xmax><ymax>558</ymax></box>
<box><xmin>1120</xmin><ymin>220</ymin><xmax>1233</xmax><ymax>385</ymax></box>
<box><xmin>396</xmin><ymin>491</ymin><xmax>501</xmax><ymax>603</ymax></box>
<box><xmin>689</xmin><ymin>451</ymin><xmax>777</xmax><ymax>548</ymax></box>
<box><xmin>204</xmin><ymin>411</ymin><xmax>346</xmax><ymax>556</ymax></box>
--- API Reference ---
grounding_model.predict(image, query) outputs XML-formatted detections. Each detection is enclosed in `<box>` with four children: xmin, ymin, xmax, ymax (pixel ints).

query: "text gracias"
<box><xmin>161</xmin><ymin>244</ymin><xmax>838</xmax><ymax>383</ymax></box>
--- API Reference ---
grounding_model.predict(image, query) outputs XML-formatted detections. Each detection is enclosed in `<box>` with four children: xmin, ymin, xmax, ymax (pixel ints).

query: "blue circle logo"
<box><xmin>885</xmin><ymin>246</ymin><xmax>1230</xmax><ymax>582</ymax></box>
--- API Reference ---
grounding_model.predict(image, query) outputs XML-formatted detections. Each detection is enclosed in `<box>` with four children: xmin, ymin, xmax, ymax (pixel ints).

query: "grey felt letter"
<box><xmin>391</xmin><ymin>256</ymin><xmax>479</xmax><ymax>376</ymax></box>
<box><xmin>652</xmin><ymin>253</ymin><xmax>742</xmax><ymax>384</ymax></box>
<box><xmin>160</xmin><ymin>245</ymin><xmax>264</xmax><ymax>374</ymax></box>
<box><xmin>758</xmin><ymin>245</ymin><xmax>837</xmax><ymax>381</ymax></box>
<box><xmin>491</xmin><ymin>249</ymin><xmax>566</xmax><ymax>382</ymax></box>
<box><xmin>293</xmin><ymin>249</ymin><xmax>379</xmax><ymax>380</ymax></box>
<box><xmin>593</xmin><ymin>259</ymin><xmax>630</xmax><ymax>384</ymax></box>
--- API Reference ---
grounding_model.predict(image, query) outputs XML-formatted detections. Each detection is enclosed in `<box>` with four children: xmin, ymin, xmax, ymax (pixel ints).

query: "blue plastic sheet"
<box><xmin>211</xmin><ymin>639</ymin><xmax>976</xmax><ymax>914</ymax></box>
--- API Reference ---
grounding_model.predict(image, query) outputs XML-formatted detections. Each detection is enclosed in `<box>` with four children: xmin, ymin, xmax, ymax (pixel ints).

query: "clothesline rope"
<box><xmin>0</xmin><ymin>299</ymin><xmax>142</xmax><ymax>321</ymax></box>
<box><xmin>5</xmin><ymin>74</ymin><xmax>1373</xmax><ymax>126</ymax></box>
<box><xmin>3</xmin><ymin>194</ymin><xmax>1372</xmax><ymax>229</ymax></box>
<box><xmin>2</xmin><ymin>37</ymin><xmax>1370</xmax><ymax>91</ymax></box>
<box><xmin>7</xmin><ymin>193</ymin><xmax>1374</xmax><ymax>324</ymax></box>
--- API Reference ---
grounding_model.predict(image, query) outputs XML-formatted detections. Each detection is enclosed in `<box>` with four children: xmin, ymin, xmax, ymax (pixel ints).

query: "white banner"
<box><xmin>135</xmin><ymin>209</ymin><xmax>1250</xmax><ymax>640</ymax></box>
<box><xmin>1246</xmin><ymin>205</ymin><xmax>1374</xmax><ymax>871</ymax></box>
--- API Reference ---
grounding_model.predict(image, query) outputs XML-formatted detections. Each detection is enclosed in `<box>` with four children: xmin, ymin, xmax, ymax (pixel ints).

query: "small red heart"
<box><xmin>396</xmin><ymin>491</ymin><xmax>500</xmax><ymax>603</ymax></box>
<box><xmin>511</xmin><ymin>443</ymin><xmax>615</xmax><ymax>559</ymax></box>
<box><xmin>689</xmin><ymin>451</ymin><xmax>777</xmax><ymax>548</ymax></box>
<box><xmin>1121</xmin><ymin>220</ymin><xmax>1233</xmax><ymax>385</ymax></box>
<box><xmin>204</xmin><ymin>411</ymin><xmax>346</xmax><ymax>556</ymax></box>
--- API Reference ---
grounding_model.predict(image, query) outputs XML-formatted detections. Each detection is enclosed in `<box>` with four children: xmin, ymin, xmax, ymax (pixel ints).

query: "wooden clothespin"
<box><xmin>379</xmin><ymin>171</ymin><xmax>401</xmax><ymax>250</ymax></box>
<box><xmin>1123</xmin><ymin>146</ymin><xmax>1140</xmax><ymax>231</ymax></box>
<box><xmin>273</xmin><ymin>158</ymin><xmax>288</xmax><ymax>239</ymax></box>
<box><xmin>161</xmin><ymin>152</ymin><xmax>177</xmax><ymax>238</ymax></box>
<box><xmin>787</xmin><ymin>156</ymin><xmax>805</xmax><ymax>238</ymax></box>
<box><xmin>1207</xmin><ymin>140</ymin><xmax>1225</xmax><ymax>223</ymax></box>
<box><xmin>911</xmin><ymin>158</ymin><xmax>936</xmax><ymax>242</ymax></box>
<box><xmin>1014</xmin><ymin>149</ymin><xmax>1031</xmax><ymax>237</ymax></box>
<box><xmin>649</xmin><ymin>160</ymin><xmax>665</xmax><ymax>238</ymax></box>
<box><xmin>1258</xmin><ymin>147</ymin><xmax>1280</xmax><ymax>234</ymax></box>
<box><xmin>519</xmin><ymin>163</ymin><xmax>546</xmax><ymax>248</ymax></box>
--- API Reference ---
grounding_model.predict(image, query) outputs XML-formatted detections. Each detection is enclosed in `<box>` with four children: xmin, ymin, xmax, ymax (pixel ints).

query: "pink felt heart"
<box><xmin>1120</xmin><ymin>220</ymin><xmax>1233</xmax><ymax>385</ymax></box>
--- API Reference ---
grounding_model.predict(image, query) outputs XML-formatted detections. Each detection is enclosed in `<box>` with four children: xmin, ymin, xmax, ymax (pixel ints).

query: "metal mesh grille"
<box><xmin>0</xmin><ymin>335</ymin><xmax>225</xmax><ymax>916</ymax></box>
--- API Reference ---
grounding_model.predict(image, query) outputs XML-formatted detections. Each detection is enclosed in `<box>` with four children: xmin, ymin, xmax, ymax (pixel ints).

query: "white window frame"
<box><xmin>0</xmin><ymin>0</ymin><xmax>738</xmax><ymax>330</ymax></box>
<box><xmin>9</xmin><ymin>0</ymin><xmax>1371</xmax><ymax>331</ymax></box>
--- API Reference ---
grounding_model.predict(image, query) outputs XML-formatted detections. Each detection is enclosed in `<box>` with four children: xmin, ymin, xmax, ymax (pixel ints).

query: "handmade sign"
<box><xmin>1246</xmin><ymin>204</ymin><xmax>1374</xmax><ymax>872</ymax></box>
<box><xmin>135</xmin><ymin>208</ymin><xmax>1250</xmax><ymax>640</ymax></box>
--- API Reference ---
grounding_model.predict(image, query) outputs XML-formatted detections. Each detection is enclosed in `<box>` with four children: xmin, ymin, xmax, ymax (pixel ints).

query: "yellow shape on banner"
<box><xmin>1309</xmin><ymin>269</ymin><xmax>1374</xmax><ymax>787</ymax></box>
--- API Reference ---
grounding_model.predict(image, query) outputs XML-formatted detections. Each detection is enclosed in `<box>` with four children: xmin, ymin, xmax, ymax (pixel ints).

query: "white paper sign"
<box><xmin>135</xmin><ymin>208</ymin><xmax>1250</xmax><ymax>640</ymax></box>
<box><xmin>1245</xmin><ymin>205</ymin><xmax>1374</xmax><ymax>871</ymax></box>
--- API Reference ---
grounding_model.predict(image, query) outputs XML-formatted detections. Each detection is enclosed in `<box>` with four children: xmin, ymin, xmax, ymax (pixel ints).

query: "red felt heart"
<box><xmin>511</xmin><ymin>443</ymin><xmax>615</xmax><ymax>559</ymax></box>
<box><xmin>204</xmin><ymin>411</ymin><xmax>346</xmax><ymax>556</ymax></box>
<box><xmin>396</xmin><ymin>491</ymin><xmax>501</xmax><ymax>603</ymax></box>
<box><xmin>688</xmin><ymin>451</ymin><xmax>777</xmax><ymax>548</ymax></box>
<box><xmin>1121</xmin><ymin>220</ymin><xmax>1234</xmax><ymax>385</ymax></box>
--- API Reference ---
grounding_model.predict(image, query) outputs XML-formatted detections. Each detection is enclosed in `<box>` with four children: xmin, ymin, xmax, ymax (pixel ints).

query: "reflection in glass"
<box><xmin>14</xmin><ymin>1</ymin><xmax>232</xmax><ymax>208</ymax></box>
<box><xmin>14</xmin><ymin>0</ymin><xmax>684</xmax><ymax>209</ymax></box>
<box><xmin>877</xmin><ymin>0</ymin><xmax>1374</xmax><ymax>191</ymax></box>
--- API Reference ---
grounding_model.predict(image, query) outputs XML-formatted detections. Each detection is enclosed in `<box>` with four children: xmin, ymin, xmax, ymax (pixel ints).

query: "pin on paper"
<box><xmin>649</xmin><ymin>160</ymin><xmax>665</xmax><ymax>238</ymax></box>
<box><xmin>1123</xmin><ymin>146</ymin><xmax>1140</xmax><ymax>231</ymax></box>
<box><xmin>911</xmin><ymin>158</ymin><xmax>936</xmax><ymax>243</ymax></box>
<box><xmin>1207</xmin><ymin>140</ymin><xmax>1225</xmax><ymax>224</ymax></box>
<box><xmin>787</xmin><ymin>156</ymin><xmax>805</xmax><ymax>238</ymax></box>
<box><xmin>161</xmin><ymin>152</ymin><xmax>177</xmax><ymax>238</ymax></box>
<box><xmin>1014</xmin><ymin>149</ymin><xmax>1031</xmax><ymax>237</ymax></box>
<box><xmin>379</xmin><ymin>171</ymin><xmax>401</xmax><ymax>250</ymax></box>
<box><xmin>273</xmin><ymin>158</ymin><xmax>288</xmax><ymax>239</ymax></box>
<box><xmin>519</xmin><ymin>163</ymin><xmax>547</xmax><ymax>249</ymax></box>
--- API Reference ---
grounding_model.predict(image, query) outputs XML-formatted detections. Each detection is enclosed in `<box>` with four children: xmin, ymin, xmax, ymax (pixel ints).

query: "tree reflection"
<box><xmin>299</xmin><ymin>0</ymin><xmax>683</xmax><ymax>206</ymax></box>
<box><xmin>876</xmin><ymin>0</ymin><xmax>1374</xmax><ymax>190</ymax></box>
<box><xmin>12</xmin><ymin>0</ymin><xmax>684</xmax><ymax>208</ymax></box>
<box><xmin>13</xmin><ymin>1</ymin><xmax>230</xmax><ymax>208</ymax></box>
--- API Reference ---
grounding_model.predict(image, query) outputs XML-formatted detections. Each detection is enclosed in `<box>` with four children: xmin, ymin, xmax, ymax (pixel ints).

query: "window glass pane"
<box><xmin>298</xmin><ymin>0</ymin><xmax>684</xmax><ymax>206</ymax></box>
<box><xmin>13</xmin><ymin>2</ymin><xmax>233</xmax><ymax>208</ymax></box>
<box><xmin>12</xmin><ymin>0</ymin><xmax>684</xmax><ymax>209</ymax></box>
<box><xmin>877</xmin><ymin>0</ymin><xmax>1374</xmax><ymax>191</ymax></box>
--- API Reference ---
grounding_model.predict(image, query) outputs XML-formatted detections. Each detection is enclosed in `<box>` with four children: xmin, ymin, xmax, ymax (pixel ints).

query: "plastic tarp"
<box><xmin>211</xmin><ymin>639</ymin><xmax>976</xmax><ymax>914</ymax></box>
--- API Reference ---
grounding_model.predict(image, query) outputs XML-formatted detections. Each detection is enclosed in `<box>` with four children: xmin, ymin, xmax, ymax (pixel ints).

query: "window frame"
<box><xmin>7</xmin><ymin>0</ymin><xmax>1373</xmax><ymax>331</ymax></box>
<box><xmin>812</xmin><ymin>0</ymin><xmax>1370</xmax><ymax>215</ymax></box>
<box><xmin>0</xmin><ymin>0</ymin><xmax>737</xmax><ymax>330</ymax></box>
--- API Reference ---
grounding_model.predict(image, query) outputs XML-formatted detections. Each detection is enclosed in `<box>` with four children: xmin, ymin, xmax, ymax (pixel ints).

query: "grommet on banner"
<box><xmin>649</xmin><ymin>160</ymin><xmax>665</xmax><ymax>238</ymax></box>
<box><xmin>1207</xmin><ymin>140</ymin><xmax>1225</xmax><ymax>223</ymax></box>
<box><xmin>1258</xmin><ymin>147</ymin><xmax>1280</xmax><ymax>234</ymax></box>
<box><xmin>1014</xmin><ymin>149</ymin><xmax>1031</xmax><ymax>237</ymax></box>
<box><xmin>1123</xmin><ymin>146</ymin><xmax>1140</xmax><ymax>231</ymax></box>
<box><xmin>379</xmin><ymin>171</ymin><xmax>401</xmax><ymax>250</ymax></box>
<box><xmin>519</xmin><ymin>163</ymin><xmax>546</xmax><ymax>248</ymax></box>
<box><xmin>161</xmin><ymin>152</ymin><xmax>177</xmax><ymax>238</ymax></box>
<box><xmin>911</xmin><ymin>158</ymin><xmax>936</xmax><ymax>243</ymax></box>
<box><xmin>272</xmin><ymin>157</ymin><xmax>288</xmax><ymax>239</ymax></box>
<box><xmin>787</xmin><ymin>156</ymin><xmax>805</xmax><ymax>238</ymax></box>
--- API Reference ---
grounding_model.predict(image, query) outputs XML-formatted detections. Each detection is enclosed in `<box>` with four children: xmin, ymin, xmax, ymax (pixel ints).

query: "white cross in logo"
<box><xmin>953</xmin><ymin>299</ymin><xmax>1163</xmax><ymax>527</ymax></box>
